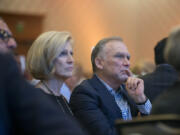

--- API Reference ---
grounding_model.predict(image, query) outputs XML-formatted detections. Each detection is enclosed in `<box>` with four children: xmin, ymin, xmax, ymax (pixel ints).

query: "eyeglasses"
<box><xmin>0</xmin><ymin>28</ymin><xmax>13</xmax><ymax>43</ymax></box>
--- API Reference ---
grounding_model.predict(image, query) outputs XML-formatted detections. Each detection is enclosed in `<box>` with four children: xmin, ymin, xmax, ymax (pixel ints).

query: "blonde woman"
<box><xmin>27</xmin><ymin>31</ymin><xmax>74</xmax><ymax>115</ymax></box>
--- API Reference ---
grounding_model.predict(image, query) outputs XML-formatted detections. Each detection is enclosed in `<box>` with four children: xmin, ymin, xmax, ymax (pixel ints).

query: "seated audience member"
<box><xmin>141</xmin><ymin>38</ymin><xmax>178</xmax><ymax>102</ymax></box>
<box><xmin>0</xmin><ymin>17</ymin><xmax>17</xmax><ymax>53</ymax></box>
<box><xmin>26</xmin><ymin>31</ymin><xmax>74</xmax><ymax>114</ymax></box>
<box><xmin>0</xmin><ymin>20</ymin><xmax>87</xmax><ymax>135</ymax></box>
<box><xmin>0</xmin><ymin>17</ymin><xmax>31</xmax><ymax>80</ymax></box>
<box><xmin>70</xmin><ymin>36</ymin><xmax>152</xmax><ymax>135</ymax></box>
<box><xmin>152</xmin><ymin>26</ymin><xmax>180</xmax><ymax>115</ymax></box>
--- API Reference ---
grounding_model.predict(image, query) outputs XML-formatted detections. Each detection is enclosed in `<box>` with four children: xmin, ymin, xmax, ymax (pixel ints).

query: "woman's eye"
<box><xmin>59</xmin><ymin>51</ymin><xmax>67</xmax><ymax>57</ymax></box>
<box><xmin>127</xmin><ymin>56</ymin><xmax>130</xmax><ymax>60</ymax></box>
<box><xmin>115</xmin><ymin>54</ymin><xmax>124</xmax><ymax>58</ymax></box>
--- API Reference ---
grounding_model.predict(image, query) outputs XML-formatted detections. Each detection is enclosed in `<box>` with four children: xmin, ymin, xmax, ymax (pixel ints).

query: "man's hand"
<box><xmin>125</xmin><ymin>77</ymin><xmax>147</xmax><ymax>104</ymax></box>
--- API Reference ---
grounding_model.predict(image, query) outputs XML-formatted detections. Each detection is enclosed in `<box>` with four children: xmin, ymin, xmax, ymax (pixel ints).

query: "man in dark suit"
<box><xmin>0</xmin><ymin>17</ymin><xmax>86</xmax><ymax>135</ymax></box>
<box><xmin>70</xmin><ymin>37</ymin><xmax>152</xmax><ymax>135</ymax></box>
<box><xmin>141</xmin><ymin>38</ymin><xmax>178</xmax><ymax>102</ymax></box>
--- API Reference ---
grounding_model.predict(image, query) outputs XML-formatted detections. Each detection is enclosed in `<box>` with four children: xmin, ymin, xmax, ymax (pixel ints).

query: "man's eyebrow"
<box><xmin>115</xmin><ymin>52</ymin><xmax>130</xmax><ymax>55</ymax></box>
<box><xmin>114</xmin><ymin>52</ymin><xmax>130</xmax><ymax>58</ymax></box>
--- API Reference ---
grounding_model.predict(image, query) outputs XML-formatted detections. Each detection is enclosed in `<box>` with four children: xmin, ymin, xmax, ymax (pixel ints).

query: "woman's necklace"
<box><xmin>42</xmin><ymin>81</ymin><xmax>73</xmax><ymax>115</ymax></box>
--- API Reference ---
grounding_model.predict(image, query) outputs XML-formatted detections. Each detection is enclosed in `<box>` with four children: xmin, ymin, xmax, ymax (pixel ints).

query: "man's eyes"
<box><xmin>115</xmin><ymin>54</ymin><xmax>130</xmax><ymax>60</ymax></box>
<box><xmin>0</xmin><ymin>29</ymin><xmax>12</xmax><ymax>43</ymax></box>
<box><xmin>0</xmin><ymin>30</ymin><xmax>12</xmax><ymax>38</ymax></box>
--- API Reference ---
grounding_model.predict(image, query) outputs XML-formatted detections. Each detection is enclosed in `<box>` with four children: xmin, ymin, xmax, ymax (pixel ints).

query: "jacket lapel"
<box><xmin>88</xmin><ymin>75</ymin><xmax>122</xmax><ymax>118</ymax></box>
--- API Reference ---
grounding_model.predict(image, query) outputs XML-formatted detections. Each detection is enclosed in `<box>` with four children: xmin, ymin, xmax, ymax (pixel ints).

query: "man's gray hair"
<box><xmin>91</xmin><ymin>36</ymin><xmax>123</xmax><ymax>72</ymax></box>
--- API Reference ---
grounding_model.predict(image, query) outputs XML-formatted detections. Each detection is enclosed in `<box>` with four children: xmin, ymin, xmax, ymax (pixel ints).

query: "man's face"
<box><xmin>0</xmin><ymin>19</ymin><xmax>17</xmax><ymax>53</ymax></box>
<box><xmin>97</xmin><ymin>41</ymin><xmax>131</xmax><ymax>83</ymax></box>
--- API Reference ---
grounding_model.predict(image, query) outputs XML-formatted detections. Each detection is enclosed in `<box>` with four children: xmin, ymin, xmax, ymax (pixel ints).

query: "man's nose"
<box><xmin>123</xmin><ymin>58</ymin><xmax>130</xmax><ymax>67</ymax></box>
<box><xmin>7</xmin><ymin>38</ymin><xmax>17</xmax><ymax>49</ymax></box>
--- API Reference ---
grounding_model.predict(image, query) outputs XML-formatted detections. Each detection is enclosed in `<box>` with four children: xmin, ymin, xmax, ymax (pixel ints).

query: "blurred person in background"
<box><xmin>152</xmin><ymin>26</ymin><xmax>180</xmax><ymax>115</ymax></box>
<box><xmin>131</xmin><ymin>60</ymin><xmax>155</xmax><ymax>77</ymax></box>
<box><xmin>141</xmin><ymin>38</ymin><xmax>178</xmax><ymax>102</ymax></box>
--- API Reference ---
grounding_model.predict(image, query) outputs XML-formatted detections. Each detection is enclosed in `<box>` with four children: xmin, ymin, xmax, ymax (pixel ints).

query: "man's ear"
<box><xmin>95</xmin><ymin>57</ymin><xmax>104</xmax><ymax>70</ymax></box>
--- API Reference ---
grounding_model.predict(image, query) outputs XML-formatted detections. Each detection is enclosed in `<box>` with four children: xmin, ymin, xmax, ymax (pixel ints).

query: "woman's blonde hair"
<box><xmin>26</xmin><ymin>31</ymin><xmax>72</xmax><ymax>80</ymax></box>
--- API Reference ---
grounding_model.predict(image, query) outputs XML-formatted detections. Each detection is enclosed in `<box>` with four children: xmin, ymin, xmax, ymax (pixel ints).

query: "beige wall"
<box><xmin>1</xmin><ymin>0</ymin><xmax>180</xmax><ymax>74</ymax></box>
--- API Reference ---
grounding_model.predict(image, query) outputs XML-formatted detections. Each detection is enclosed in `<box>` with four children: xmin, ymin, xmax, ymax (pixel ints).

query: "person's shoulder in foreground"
<box><xmin>0</xmin><ymin>53</ymin><xmax>87</xmax><ymax>135</ymax></box>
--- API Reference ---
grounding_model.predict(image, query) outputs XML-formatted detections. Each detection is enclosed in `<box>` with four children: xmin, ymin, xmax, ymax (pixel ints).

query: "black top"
<box><xmin>41</xmin><ymin>91</ymin><xmax>73</xmax><ymax>116</ymax></box>
<box><xmin>0</xmin><ymin>53</ymin><xmax>86</xmax><ymax>135</ymax></box>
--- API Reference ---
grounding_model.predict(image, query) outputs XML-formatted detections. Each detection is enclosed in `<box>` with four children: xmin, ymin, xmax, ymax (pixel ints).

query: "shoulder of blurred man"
<box><xmin>0</xmin><ymin>53</ymin><xmax>87</xmax><ymax>135</ymax></box>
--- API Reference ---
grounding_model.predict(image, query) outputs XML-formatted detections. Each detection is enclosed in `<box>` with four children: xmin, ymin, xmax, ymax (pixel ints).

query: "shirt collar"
<box><xmin>95</xmin><ymin>74</ymin><xmax>120</xmax><ymax>96</ymax></box>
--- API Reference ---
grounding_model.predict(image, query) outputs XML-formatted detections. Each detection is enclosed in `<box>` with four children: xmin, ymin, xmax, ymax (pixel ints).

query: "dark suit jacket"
<box><xmin>151</xmin><ymin>80</ymin><xmax>180</xmax><ymax>115</ymax></box>
<box><xmin>0</xmin><ymin>53</ymin><xmax>86</xmax><ymax>135</ymax></box>
<box><xmin>70</xmin><ymin>75</ymin><xmax>140</xmax><ymax>135</ymax></box>
<box><xmin>141</xmin><ymin>64</ymin><xmax>178</xmax><ymax>102</ymax></box>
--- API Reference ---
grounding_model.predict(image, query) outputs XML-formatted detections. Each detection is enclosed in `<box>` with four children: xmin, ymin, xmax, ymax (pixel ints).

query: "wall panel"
<box><xmin>1</xmin><ymin>0</ymin><xmax>180</xmax><ymax>74</ymax></box>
